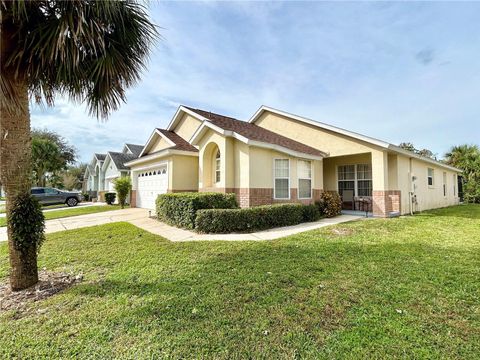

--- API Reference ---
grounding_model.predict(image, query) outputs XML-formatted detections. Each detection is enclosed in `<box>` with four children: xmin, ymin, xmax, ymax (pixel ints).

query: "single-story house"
<box><xmin>83</xmin><ymin>144</ymin><xmax>143</xmax><ymax>200</ymax></box>
<box><xmin>83</xmin><ymin>153</ymin><xmax>106</xmax><ymax>197</ymax></box>
<box><xmin>125</xmin><ymin>105</ymin><xmax>462</xmax><ymax>217</ymax></box>
<box><xmin>101</xmin><ymin>144</ymin><xmax>143</xmax><ymax>192</ymax></box>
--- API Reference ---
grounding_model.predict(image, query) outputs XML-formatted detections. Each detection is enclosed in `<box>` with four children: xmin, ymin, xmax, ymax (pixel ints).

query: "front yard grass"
<box><xmin>0</xmin><ymin>205</ymin><xmax>121</xmax><ymax>227</ymax></box>
<box><xmin>0</xmin><ymin>204</ymin><xmax>478</xmax><ymax>358</ymax></box>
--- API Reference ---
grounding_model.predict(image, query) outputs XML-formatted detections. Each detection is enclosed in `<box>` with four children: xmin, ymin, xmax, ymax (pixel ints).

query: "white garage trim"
<box><xmin>135</xmin><ymin>163</ymin><xmax>169</xmax><ymax>209</ymax></box>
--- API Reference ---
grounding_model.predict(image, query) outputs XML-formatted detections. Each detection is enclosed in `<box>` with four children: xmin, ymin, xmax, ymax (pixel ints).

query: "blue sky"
<box><xmin>31</xmin><ymin>1</ymin><xmax>480</xmax><ymax>163</ymax></box>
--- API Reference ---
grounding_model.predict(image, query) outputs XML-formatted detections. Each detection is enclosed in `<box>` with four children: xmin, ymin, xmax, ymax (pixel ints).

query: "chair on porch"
<box><xmin>354</xmin><ymin>196</ymin><xmax>372</xmax><ymax>212</ymax></box>
<box><xmin>342</xmin><ymin>190</ymin><xmax>354</xmax><ymax>210</ymax></box>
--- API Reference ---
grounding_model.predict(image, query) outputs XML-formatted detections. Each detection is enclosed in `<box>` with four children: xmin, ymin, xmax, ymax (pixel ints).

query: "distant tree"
<box><xmin>417</xmin><ymin>149</ymin><xmax>436</xmax><ymax>160</ymax></box>
<box><xmin>399</xmin><ymin>142</ymin><xmax>417</xmax><ymax>153</ymax></box>
<box><xmin>399</xmin><ymin>142</ymin><xmax>436</xmax><ymax>159</ymax></box>
<box><xmin>31</xmin><ymin>138</ymin><xmax>64</xmax><ymax>187</ymax></box>
<box><xmin>445</xmin><ymin>145</ymin><xmax>480</xmax><ymax>203</ymax></box>
<box><xmin>31</xmin><ymin>128</ymin><xmax>76</xmax><ymax>165</ymax></box>
<box><xmin>61</xmin><ymin>163</ymin><xmax>87</xmax><ymax>190</ymax></box>
<box><xmin>61</xmin><ymin>173</ymin><xmax>77</xmax><ymax>190</ymax></box>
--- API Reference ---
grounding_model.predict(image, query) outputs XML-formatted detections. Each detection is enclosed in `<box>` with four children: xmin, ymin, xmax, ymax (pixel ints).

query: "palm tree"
<box><xmin>445</xmin><ymin>145</ymin><xmax>479</xmax><ymax>170</ymax></box>
<box><xmin>0</xmin><ymin>1</ymin><xmax>157</xmax><ymax>290</ymax></box>
<box><xmin>445</xmin><ymin>144</ymin><xmax>480</xmax><ymax>203</ymax></box>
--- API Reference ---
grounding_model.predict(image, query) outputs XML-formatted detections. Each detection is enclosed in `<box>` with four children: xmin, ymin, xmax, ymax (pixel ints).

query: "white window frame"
<box><xmin>453</xmin><ymin>174</ymin><xmax>456</xmax><ymax>196</ymax></box>
<box><xmin>297</xmin><ymin>160</ymin><xmax>312</xmax><ymax>199</ymax></box>
<box><xmin>336</xmin><ymin>164</ymin><xmax>372</xmax><ymax>197</ymax></box>
<box><xmin>273</xmin><ymin>158</ymin><xmax>290</xmax><ymax>200</ymax></box>
<box><xmin>427</xmin><ymin>168</ymin><xmax>434</xmax><ymax>188</ymax></box>
<box><xmin>443</xmin><ymin>172</ymin><xmax>447</xmax><ymax>197</ymax></box>
<box><xmin>215</xmin><ymin>149</ymin><xmax>221</xmax><ymax>184</ymax></box>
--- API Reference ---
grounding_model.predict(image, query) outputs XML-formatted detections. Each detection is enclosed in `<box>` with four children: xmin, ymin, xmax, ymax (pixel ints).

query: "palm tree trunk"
<box><xmin>0</xmin><ymin>20</ymin><xmax>38</xmax><ymax>290</ymax></box>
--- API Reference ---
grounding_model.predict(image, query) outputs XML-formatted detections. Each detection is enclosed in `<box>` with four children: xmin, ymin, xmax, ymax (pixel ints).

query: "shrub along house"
<box><xmin>125</xmin><ymin>105</ymin><xmax>462</xmax><ymax>217</ymax></box>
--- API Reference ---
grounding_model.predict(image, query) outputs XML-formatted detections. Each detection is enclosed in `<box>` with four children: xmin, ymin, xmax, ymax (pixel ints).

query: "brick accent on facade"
<box><xmin>372</xmin><ymin>190</ymin><xmax>401</xmax><ymax>217</ymax></box>
<box><xmin>200</xmin><ymin>187</ymin><xmax>323</xmax><ymax>208</ymax></box>
<box><xmin>130</xmin><ymin>190</ymin><xmax>137</xmax><ymax>207</ymax></box>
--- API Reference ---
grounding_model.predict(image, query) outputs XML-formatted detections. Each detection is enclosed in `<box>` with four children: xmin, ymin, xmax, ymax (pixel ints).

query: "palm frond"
<box><xmin>2</xmin><ymin>0</ymin><xmax>159</xmax><ymax>119</ymax></box>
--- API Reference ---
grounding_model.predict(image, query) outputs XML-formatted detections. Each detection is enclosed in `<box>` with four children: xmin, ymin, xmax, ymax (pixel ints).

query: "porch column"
<box><xmin>372</xmin><ymin>150</ymin><xmax>389</xmax><ymax>217</ymax></box>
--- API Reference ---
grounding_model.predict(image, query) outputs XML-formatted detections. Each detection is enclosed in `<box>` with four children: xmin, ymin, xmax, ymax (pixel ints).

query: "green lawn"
<box><xmin>0</xmin><ymin>205</ymin><xmax>121</xmax><ymax>227</ymax></box>
<box><xmin>0</xmin><ymin>204</ymin><xmax>478</xmax><ymax>358</ymax></box>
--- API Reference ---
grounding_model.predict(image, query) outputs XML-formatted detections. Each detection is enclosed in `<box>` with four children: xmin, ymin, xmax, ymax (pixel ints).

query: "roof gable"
<box><xmin>104</xmin><ymin>151</ymin><xmax>137</xmax><ymax>171</ymax></box>
<box><xmin>138</xmin><ymin>128</ymin><xmax>198</xmax><ymax>158</ymax></box>
<box><xmin>188</xmin><ymin>107</ymin><xmax>326</xmax><ymax>159</ymax></box>
<box><xmin>123</xmin><ymin>143</ymin><xmax>143</xmax><ymax>157</ymax></box>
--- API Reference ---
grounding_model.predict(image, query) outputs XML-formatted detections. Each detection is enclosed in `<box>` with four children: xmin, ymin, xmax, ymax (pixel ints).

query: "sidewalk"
<box><xmin>0</xmin><ymin>202</ymin><xmax>106</xmax><ymax>218</ymax></box>
<box><xmin>0</xmin><ymin>208</ymin><xmax>363</xmax><ymax>243</ymax></box>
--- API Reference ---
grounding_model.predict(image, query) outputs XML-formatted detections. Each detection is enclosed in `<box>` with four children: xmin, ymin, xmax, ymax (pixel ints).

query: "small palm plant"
<box><xmin>114</xmin><ymin>177</ymin><xmax>132</xmax><ymax>209</ymax></box>
<box><xmin>0</xmin><ymin>0</ymin><xmax>158</xmax><ymax>290</ymax></box>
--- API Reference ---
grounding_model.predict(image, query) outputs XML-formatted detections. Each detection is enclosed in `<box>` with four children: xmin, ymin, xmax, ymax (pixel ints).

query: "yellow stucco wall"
<box><xmin>173</xmin><ymin>113</ymin><xmax>203</xmax><ymax>142</ymax></box>
<box><xmin>248</xmin><ymin>147</ymin><xmax>322</xmax><ymax>191</ymax></box>
<box><xmin>197</xmin><ymin>130</ymin><xmax>229</xmax><ymax>189</ymax></box>
<box><xmin>234</xmin><ymin>140</ymin><xmax>250</xmax><ymax>188</ymax></box>
<box><xmin>396</xmin><ymin>155</ymin><xmax>460</xmax><ymax>213</ymax></box>
<box><xmin>255</xmin><ymin>111</ymin><xmax>382</xmax><ymax>157</ymax></box>
<box><xmin>170</xmin><ymin>155</ymin><xmax>199</xmax><ymax>191</ymax></box>
<box><xmin>396</xmin><ymin>155</ymin><xmax>411</xmax><ymax>214</ymax></box>
<box><xmin>148</xmin><ymin>135</ymin><xmax>171</xmax><ymax>154</ymax></box>
<box><xmin>196</xmin><ymin>127</ymin><xmax>322</xmax><ymax>195</ymax></box>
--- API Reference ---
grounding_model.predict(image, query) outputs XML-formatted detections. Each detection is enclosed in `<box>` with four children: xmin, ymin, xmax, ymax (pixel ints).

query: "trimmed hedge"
<box><xmin>156</xmin><ymin>192</ymin><xmax>238</xmax><ymax>229</ymax></box>
<box><xmin>302</xmin><ymin>203</ymin><xmax>322</xmax><ymax>222</ymax></box>
<box><xmin>195</xmin><ymin>203</ymin><xmax>320</xmax><ymax>234</ymax></box>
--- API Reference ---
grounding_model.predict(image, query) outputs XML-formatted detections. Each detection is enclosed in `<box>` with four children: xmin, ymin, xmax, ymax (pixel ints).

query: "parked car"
<box><xmin>31</xmin><ymin>187</ymin><xmax>83</xmax><ymax>207</ymax></box>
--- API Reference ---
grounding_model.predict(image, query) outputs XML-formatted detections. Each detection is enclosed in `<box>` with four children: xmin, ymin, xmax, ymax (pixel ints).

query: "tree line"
<box><xmin>30</xmin><ymin>128</ymin><xmax>86</xmax><ymax>190</ymax></box>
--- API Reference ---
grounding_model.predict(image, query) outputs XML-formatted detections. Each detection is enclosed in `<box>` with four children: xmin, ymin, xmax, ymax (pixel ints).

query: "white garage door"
<box><xmin>136</xmin><ymin>166</ymin><xmax>168</xmax><ymax>209</ymax></box>
<box><xmin>106</xmin><ymin>179</ymin><xmax>115</xmax><ymax>192</ymax></box>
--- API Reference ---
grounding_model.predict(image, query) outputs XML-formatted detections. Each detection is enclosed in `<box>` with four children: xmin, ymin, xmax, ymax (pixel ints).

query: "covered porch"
<box><xmin>323</xmin><ymin>151</ymin><xmax>401</xmax><ymax>217</ymax></box>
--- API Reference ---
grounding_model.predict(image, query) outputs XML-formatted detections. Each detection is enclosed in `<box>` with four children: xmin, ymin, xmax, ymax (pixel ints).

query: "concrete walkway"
<box><xmin>0</xmin><ymin>208</ymin><xmax>362</xmax><ymax>243</ymax></box>
<box><xmin>128</xmin><ymin>214</ymin><xmax>362</xmax><ymax>241</ymax></box>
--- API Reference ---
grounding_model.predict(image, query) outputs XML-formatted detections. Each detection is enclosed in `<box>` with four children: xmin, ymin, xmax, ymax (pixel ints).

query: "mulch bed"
<box><xmin>0</xmin><ymin>270</ymin><xmax>82</xmax><ymax>314</ymax></box>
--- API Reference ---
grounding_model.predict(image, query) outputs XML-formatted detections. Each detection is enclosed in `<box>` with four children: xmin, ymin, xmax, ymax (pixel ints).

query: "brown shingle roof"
<box><xmin>185</xmin><ymin>107</ymin><xmax>326</xmax><ymax>157</ymax></box>
<box><xmin>156</xmin><ymin>129</ymin><xmax>198</xmax><ymax>153</ymax></box>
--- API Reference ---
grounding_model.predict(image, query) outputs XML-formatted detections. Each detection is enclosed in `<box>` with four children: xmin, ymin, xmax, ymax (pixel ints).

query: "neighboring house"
<box><xmin>101</xmin><ymin>143</ymin><xmax>143</xmax><ymax>192</ymax></box>
<box><xmin>123</xmin><ymin>105</ymin><xmax>461</xmax><ymax>217</ymax></box>
<box><xmin>83</xmin><ymin>144</ymin><xmax>143</xmax><ymax>200</ymax></box>
<box><xmin>83</xmin><ymin>153</ymin><xmax>106</xmax><ymax>198</ymax></box>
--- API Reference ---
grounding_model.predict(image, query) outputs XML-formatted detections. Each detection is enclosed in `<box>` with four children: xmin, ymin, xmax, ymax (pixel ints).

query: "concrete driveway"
<box><xmin>0</xmin><ymin>202</ymin><xmax>106</xmax><ymax>218</ymax></box>
<box><xmin>0</xmin><ymin>208</ymin><xmax>150</xmax><ymax>242</ymax></box>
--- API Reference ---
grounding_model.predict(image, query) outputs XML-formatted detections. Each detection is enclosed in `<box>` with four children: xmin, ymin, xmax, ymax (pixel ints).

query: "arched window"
<box><xmin>215</xmin><ymin>149</ymin><xmax>221</xmax><ymax>183</ymax></box>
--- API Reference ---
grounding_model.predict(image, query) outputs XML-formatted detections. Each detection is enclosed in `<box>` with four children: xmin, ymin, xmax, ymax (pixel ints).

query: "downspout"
<box><xmin>409</xmin><ymin>157</ymin><xmax>413</xmax><ymax>216</ymax></box>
